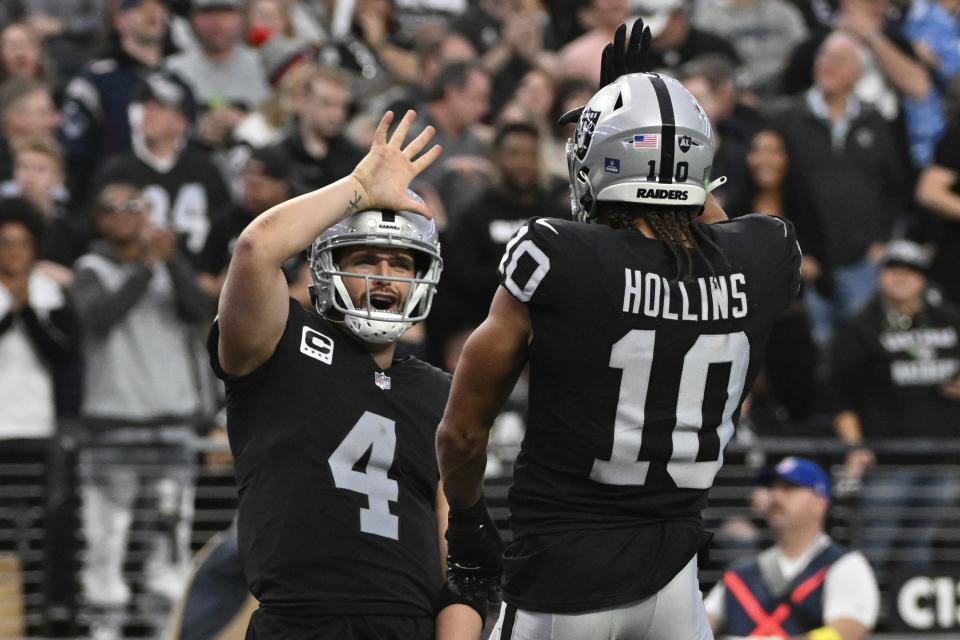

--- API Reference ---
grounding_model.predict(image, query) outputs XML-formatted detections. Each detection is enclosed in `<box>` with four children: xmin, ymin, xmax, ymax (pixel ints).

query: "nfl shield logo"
<box><xmin>678</xmin><ymin>135</ymin><xmax>692</xmax><ymax>153</ymax></box>
<box><xmin>374</xmin><ymin>372</ymin><xmax>391</xmax><ymax>390</ymax></box>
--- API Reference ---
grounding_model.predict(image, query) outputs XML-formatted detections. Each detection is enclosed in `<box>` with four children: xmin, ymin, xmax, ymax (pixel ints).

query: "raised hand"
<box><xmin>558</xmin><ymin>18</ymin><xmax>653</xmax><ymax>125</ymax></box>
<box><xmin>350</xmin><ymin>110</ymin><xmax>442</xmax><ymax>219</ymax></box>
<box><xmin>599</xmin><ymin>18</ymin><xmax>652</xmax><ymax>89</ymax></box>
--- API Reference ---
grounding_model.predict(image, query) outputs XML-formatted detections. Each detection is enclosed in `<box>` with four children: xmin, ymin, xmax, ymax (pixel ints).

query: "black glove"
<box><xmin>557</xmin><ymin>18</ymin><xmax>653</xmax><ymax>126</ymax></box>
<box><xmin>445</xmin><ymin>495</ymin><xmax>504</xmax><ymax>605</ymax></box>
<box><xmin>435</xmin><ymin>577</ymin><xmax>489</xmax><ymax>626</ymax></box>
<box><xmin>599</xmin><ymin>17</ymin><xmax>652</xmax><ymax>89</ymax></box>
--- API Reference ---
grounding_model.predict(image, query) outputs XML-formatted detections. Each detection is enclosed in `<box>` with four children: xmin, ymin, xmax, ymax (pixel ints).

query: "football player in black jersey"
<box><xmin>208</xmin><ymin>110</ymin><xmax>482</xmax><ymax>639</ymax></box>
<box><xmin>437</xmin><ymin>20</ymin><xmax>802</xmax><ymax>640</ymax></box>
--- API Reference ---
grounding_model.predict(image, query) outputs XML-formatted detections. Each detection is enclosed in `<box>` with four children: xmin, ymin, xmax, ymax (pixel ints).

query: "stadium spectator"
<box><xmin>59</xmin><ymin>0</ymin><xmax>172</xmax><ymax>203</ymax></box>
<box><xmin>383</xmin><ymin>30</ymin><xmax>477</xmax><ymax>124</ymax></box>
<box><xmin>836</xmin><ymin>0</ymin><xmax>952</xmax><ymax>168</ymax></box>
<box><xmin>245</xmin><ymin>0</ymin><xmax>295</xmax><ymax>46</ymax></box>
<box><xmin>167</xmin><ymin>0</ymin><xmax>270</xmax><ymax>150</ymax></box>
<box><xmin>497</xmin><ymin>67</ymin><xmax>557</xmax><ymax>135</ymax></box>
<box><xmin>637</xmin><ymin>0</ymin><xmax>742</xmax><ymax>72</ymax></box>
<box><xmin>894</xmin><ymin>0</ymin><xmax>960</xmax><ymax>166</ymax></box>
<box><xmin>1</xmin><ymin>138</ymin><xmax>67</xmax><ymax>224</ymax></box>
<box><xmin>704</xmin><ymin>457</ymin><xmax>879</xmax><ymax>640</ymax></box>
<box><xmin>0</xmin><ymin>79</ymin><xmax>58</xmax><ymax>182</ymax></box>
<box><xmin>916</xmin><ymin>77</ymin><xmax>960</xmax><ymax>305</ymax></box>
<box><xmin>273</xmin><ymin>65</ymin><xmax>365</xmax><ymax>194</ymax></box>
<box><xmin>96</xmin><ymin>72</ymin><xmax>230</xmax><ymax>261</ymax></box>
<box><xmin>774</xmin><ymin>30</ymin><xmax>909</xmax><ymax>346</ymax></box>
<box><xmin>781</xmin><ymin>0</ymin><xmax>931</xmax><ymax>170</ymax></box>
<box><xmin>676</xmin><ymin>55</ymin><xmax>766</xmax><ymax>215</ymax></box>
<box><xmin>692</xmin><ymin>0</ymin><xmax>808</xmax><ymax>97</ymax></box>
<box><xmin>0</xmin><ymin>198</ymin><xmax>78</xmax><ymax>638</ymax></box>
<box><xmin>221</xmin><ymin>38</ymin><xmax>313</xmax><ymax>196</ymax></box>
<box><xmin>720</xmin><ymin>128</ymin><xmax>820</xmax><ymax>428</ymax></box>
<box><xmin>832</xmin><ymin>239</ymin><xmax>960</xmax><ymax>578</ymax></box>
<box><xmin>351</xmin><ymin>0</ymin><xmax>421</xmax><ymax>86</ymax></box>
<box><xmin>196</xmin><ymin>145</ymin><xmax>292</xmax><ymax>299</ymax></box>
<box><xmin>450</xmin><ymin>0</ymin><xmax>550</xmax><ymax>119</ymax></box>
<box><xmin>413</xmin><ymin>60</ymin><xmax>492</xmax><ymax>220</ymax></box>
<box><xmin>20</xmin><ymin>0</ymin><xmax>107</xmax><ymax>83</ymax></box>
<box><xmin>556</xmin><ymin>0</ymin><xmax>632</xmax><ymax>84</ymax></box>
<box><xmin>438</xmin><ymin>122</ymin><xmax>565</xmax><ymax>339</ymax></box>
<box><xmin>72</xmin><ymin>181</ymin><xmax>215</xmax><ymax>636</ymax></box>
<box><xmin>0</xmin><ymin>139</ymin><xmax>89</xmax><ymax>278</ymax></box>
<box><xmin>0</xmin><ymin>22</ymin><xmax>53</xmax><ymax>85</ymax></box>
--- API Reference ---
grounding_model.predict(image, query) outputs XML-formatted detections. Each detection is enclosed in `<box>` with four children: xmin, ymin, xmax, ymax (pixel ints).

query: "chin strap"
<box><xmin>707</xmin><ymin>176</ymin><xmax>728</xmax><ymax>193</ymax></box>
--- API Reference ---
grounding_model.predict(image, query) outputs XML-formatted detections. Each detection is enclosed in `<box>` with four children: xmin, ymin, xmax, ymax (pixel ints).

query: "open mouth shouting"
<box><xmin>364</xmin><ymin>290</ymin><xmax>402</xmax><ymax>314</ymax></box>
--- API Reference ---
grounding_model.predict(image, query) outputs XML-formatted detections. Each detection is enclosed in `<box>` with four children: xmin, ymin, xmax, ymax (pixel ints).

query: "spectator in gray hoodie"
<box><xmin>71</xmin><ymin>180</ymin><xmax>215</xmax><ymax>636</ymax></box>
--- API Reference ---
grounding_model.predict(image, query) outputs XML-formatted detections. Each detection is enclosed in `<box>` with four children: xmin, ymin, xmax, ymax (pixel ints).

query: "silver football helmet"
<box><xmin>567</xmin><ymin>72</ymin><xmax>717</xmax><ymax>222</ymax></box>
<box><xmin>309</xmin><ymin>197</ymin><xmax>442</xmax><ymax>344</ymax></box>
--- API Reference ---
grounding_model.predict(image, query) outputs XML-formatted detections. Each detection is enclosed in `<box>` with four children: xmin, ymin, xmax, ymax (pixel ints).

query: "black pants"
<box><xmin>245</xmin><ymin>609</ymin><xmax>434</xmax><ymax>640</ymax></box>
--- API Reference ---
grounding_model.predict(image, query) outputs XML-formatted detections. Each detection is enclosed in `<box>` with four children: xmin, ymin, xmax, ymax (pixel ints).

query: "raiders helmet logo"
<box><xmin>678</xmin><ymin>135</ymin><xmax>692</xmax><ymax>153</ymax></box>
<box><xmin>574</xmin><ymin>108</ymin><xmax>601</xmax><ymax>161</ymax></box>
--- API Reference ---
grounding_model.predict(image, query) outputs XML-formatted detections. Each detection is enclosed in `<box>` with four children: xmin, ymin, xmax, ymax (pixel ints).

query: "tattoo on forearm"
<box><xmin>343</xmin><ymin>191</ymin><xmax>362</xmax><ymax>218</ymax></box>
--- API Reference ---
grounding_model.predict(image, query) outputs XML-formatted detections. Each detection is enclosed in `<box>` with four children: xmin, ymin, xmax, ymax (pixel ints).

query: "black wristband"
<box><xmin>449</xmin><ymin>495</ymin><xmax>488</xmax><ymax>525</ymax></box>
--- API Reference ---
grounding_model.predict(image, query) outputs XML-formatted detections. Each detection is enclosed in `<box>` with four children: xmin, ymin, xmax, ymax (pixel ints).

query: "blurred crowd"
<box><xmin>1</xmin><ymin>0</ymin><xmax>960</xmax><ymax>637</ymax></box>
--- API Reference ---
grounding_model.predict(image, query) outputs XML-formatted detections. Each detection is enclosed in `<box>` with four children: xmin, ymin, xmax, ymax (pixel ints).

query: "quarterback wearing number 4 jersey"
<box><xmin>437</xmin><ymin>18</ymin><xmax>801</xmax><ymax>640</ymax></box>
<box><xmin>210</xmin><ymin>110</ymin><xmax>484</xmax><ymax>639</ymax></box>
<box><xmin>209</xmin><ymin>299</ymin><xmax>450</xmax><ymax>618</ymax></box>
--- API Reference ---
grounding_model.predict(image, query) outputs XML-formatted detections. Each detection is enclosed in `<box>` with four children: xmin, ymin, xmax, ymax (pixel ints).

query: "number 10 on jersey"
<box><xmin>590</xmin><ymin>330</ymin><xmax>750</xmax><ymax>489</ymax></box>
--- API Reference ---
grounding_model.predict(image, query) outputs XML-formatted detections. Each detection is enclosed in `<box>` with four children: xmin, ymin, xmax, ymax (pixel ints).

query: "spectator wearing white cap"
<box><xmin>831</xmin><ymin>239</ymin><xmax>960</xmax><ymax>577</ymax></box>
<box><xmin>704</xmin><ymin>457</ymin><xmax>879</xmax><ymax>640</ymax></box>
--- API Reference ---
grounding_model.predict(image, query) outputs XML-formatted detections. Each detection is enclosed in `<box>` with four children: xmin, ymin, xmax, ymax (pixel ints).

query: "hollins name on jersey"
<box><xmin>622</xmin><ymin>269</ymin><xmax>748</xmax><ymax>322</ymax></box>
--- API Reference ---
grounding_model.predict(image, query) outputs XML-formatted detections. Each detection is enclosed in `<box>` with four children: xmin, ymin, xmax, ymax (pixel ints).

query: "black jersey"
<box><xmin>207</xmin><ymin>300</ymin><xmax>451</xmax><ymax>617</ymax></box>
<box><xmin>97</xmin><ymin>148</ymin><xmax>232</xmax><ymax>259</ymax></box>
<box><xmin>496</xmin><ymin>215</ymin><xmax>800</xmax><ymax>612</ymax></box>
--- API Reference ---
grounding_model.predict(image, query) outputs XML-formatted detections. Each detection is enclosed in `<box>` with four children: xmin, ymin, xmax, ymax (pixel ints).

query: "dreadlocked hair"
<box><xmin>604</xmin><ymin>203</ymin><xmax>727</xmax><ymax>282</ymax></box>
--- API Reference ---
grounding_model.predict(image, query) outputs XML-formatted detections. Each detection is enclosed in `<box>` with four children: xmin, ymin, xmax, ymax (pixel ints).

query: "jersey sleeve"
<box><xmin>496</xmin><ymin>217</ymin><xmax>565</xmax><ymax>308</ymax></box>
<box><xmin>822</xmin><ymin>551</ymin><xmax>880</xmax><ymax>629</ymax></box>
<box><xmin>206</xmin><ymin>297</ymin><xmax>301</xmax><ymax>383</ymax></box>
<box><xmin>750</xmin><ymin>214</ymin><xmax>802</xmax><ymax>314</ymax></box>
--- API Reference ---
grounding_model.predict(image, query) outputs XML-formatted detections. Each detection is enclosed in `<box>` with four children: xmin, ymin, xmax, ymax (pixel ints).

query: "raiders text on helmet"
<box><xmin>566</xmin><ymin>72</ymin><xmax>715</xmax><ymax>221</ymax></box>
<box><xmin>309</xmin><ymin>196</ymin><xmax>442</xmax><ymax>344</ymax></box>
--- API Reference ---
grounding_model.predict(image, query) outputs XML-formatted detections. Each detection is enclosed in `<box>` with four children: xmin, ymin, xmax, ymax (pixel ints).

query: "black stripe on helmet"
<box><xmin>648</xmin><ymin>74</ymin><xmax>676</xmax><ymax>184</ymax></box>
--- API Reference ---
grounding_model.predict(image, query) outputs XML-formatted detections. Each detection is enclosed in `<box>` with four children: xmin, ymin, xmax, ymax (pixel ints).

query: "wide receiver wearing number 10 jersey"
<box><xmin>436</xmin><ymin>23</ymin><xmax>802</xmax><ymax>639</ymax></box>
<box><xmin>498</xmin><ymin>212</ymin><xmax>799</xmax><ymax>611</ymax></box>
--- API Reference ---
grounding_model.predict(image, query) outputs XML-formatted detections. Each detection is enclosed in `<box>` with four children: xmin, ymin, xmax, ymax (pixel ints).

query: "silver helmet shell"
<box><xmin>567</xmin><ymin>72</ymin><xmax>715</xmax><ymax>222</ymax></box>
<box><xmin>309</xmin><ymin>199</ymin><xmax>442</xmax><ymax>344</ymax></box>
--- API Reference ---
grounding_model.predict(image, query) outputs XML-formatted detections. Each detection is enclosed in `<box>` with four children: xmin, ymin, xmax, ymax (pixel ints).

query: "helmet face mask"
<box><xmin>566</xmin><ymin>72</ymin><xmax>715</xmax><ymax>222</ymax></box>
<box><xmin>309</xmin><ymin>204</ymin><xmax>442</xmax><ymax>345</ymax></box>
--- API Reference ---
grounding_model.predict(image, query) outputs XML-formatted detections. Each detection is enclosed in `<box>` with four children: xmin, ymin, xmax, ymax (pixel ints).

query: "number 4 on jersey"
<box><xmin>328</xmin><ymin>411</ymin><xmax>400</xmax><ymax>539</ymax></box>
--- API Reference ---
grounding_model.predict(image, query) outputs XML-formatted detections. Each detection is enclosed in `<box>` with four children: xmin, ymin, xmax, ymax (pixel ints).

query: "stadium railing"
<box><xmin>0</xmin><ymin>435</ymin><xmax>957</xmax><ymax>638</ymax></box>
